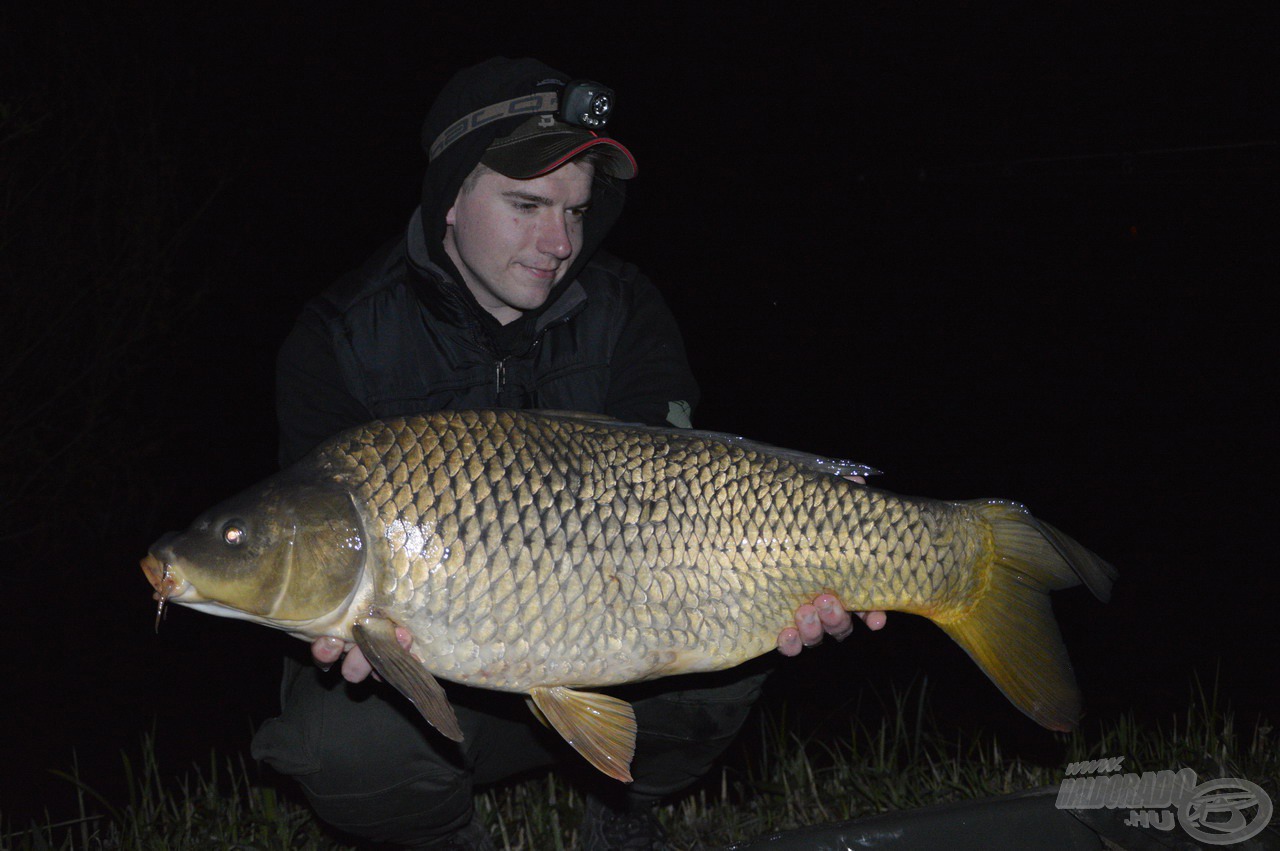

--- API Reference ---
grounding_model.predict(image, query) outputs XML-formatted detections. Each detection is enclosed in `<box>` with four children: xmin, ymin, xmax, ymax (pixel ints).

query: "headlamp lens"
<box><xmin>589</xmin><ymin>93</ymin><xmax>611</xmax><ymax>120</ymax></box>
<box><xmin>562</xmin><ymin>81</ymin><xmax>614</xmax><ymax>129</ymax></box>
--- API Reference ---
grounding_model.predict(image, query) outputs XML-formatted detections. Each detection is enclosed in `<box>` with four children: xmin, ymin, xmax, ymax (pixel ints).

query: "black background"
<box><xmin>2</xmin><ymin>1</ymin><xmax>1276</xmax><ymax>830</ymax></box>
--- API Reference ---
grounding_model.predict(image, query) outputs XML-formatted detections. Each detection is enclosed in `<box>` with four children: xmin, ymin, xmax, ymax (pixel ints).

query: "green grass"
<box><xmin>5</xmin><ymin>677</ymin><xmax>1275</xmax><ymax>850</ymax></box>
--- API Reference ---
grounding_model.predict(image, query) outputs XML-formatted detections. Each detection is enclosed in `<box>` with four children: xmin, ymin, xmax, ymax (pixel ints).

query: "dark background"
<box><xmin>2</xmin><ymin>1</ymin><xmax>1276</xmax><ymax>831</ymax></box>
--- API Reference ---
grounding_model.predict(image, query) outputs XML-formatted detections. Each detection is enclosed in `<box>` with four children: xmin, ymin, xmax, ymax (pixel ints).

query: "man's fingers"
<box><xmin>342</xmin><ymin>627</ymin><xmax>414</xmax><ymax>682</ymax></box>
<box><xmin>341</xmin><ymin>646</ymin><xmax>374</xmax><ymax>682</ymax></box>
<box><xmin>777</xmin><ymin>627</ymin><xmax>803</xmax><ymax>657</ymax></box>
<box><xmin>311</xmin><ymin>636</ymin><xmax>344</xmax><ymax>671</ymax></box>
<box><xmin>794</xmin><ymin>604</ymin><xmax>825</xmax><ymax>645</ymax></box>
<box><xmin>310</xmin><ymin>634</ymin><xmax>375</xmax><ymax>682</ymax></box>
<box><xmin>815</xmin><ymin>595</ymin><xmax>855</xmax><ymax>641</ymax></box>
<box><xmin>779</xmin><ymin>597</ymin><xmax>889</xmax><ymax>656</ymax></box>
<box><xmin>856</xmin><ymin>611</ymin><xmax>888</xmax><ymax>631</ymax></box>
<box><xmin>310</xmin><ymin>627</ymin><xmax>412</xmax><ymax>683</ymax></box>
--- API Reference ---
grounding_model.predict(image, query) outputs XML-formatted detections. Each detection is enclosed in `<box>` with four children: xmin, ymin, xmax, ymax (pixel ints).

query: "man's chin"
<box><xmin>512</xmin><ymin>280</ymin><xmax>560</xmax><ymax>310</ymax></box>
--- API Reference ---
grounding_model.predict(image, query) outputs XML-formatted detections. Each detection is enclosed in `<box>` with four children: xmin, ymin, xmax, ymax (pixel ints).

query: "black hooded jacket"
<box><xmin>275</xmin><ymin>58</ymin><xmax>698</xmax><ymax>467</ymax></box>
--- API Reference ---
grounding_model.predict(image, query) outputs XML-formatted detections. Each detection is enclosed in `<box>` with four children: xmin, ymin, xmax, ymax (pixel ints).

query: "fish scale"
<box><xmin>143</xmin><ymin>407</ymin><xmax>1115</xmax><ymax>781</ymax></box>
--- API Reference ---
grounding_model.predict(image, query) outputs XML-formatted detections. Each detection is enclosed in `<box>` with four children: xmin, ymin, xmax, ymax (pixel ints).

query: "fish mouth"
<box><xmin>140</xmin><ymin>551</ymin><xmax>190</xmax><ymax>631</ymax></box>
<box><xmin>140</xmin><ymin>551</ymin><xmax>185</xmax><ymax>596</ymax></box>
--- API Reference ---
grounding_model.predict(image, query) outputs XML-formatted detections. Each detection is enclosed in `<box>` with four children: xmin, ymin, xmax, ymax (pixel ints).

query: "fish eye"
<box><xmin>221</xmin><ymin>523</ymin><xmax>247</xmax><ymax>546</ymax></box>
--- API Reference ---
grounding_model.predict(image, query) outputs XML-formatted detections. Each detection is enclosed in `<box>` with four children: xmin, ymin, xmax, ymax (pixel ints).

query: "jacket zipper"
<box><xmin>494</xmin><ymin>357</ymin><xmax>508</xmax><ymax>402</ymax></box>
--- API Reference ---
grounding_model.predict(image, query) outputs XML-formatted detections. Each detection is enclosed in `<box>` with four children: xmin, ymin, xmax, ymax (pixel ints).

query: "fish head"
<box><xmin>141</xmin><ymin>471</ymin><xmax>367</xmax><ymax>633</ymax></box>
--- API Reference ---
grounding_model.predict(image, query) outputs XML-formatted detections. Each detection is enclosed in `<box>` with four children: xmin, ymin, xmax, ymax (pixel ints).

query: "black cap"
<box><xmin>480</xmin><ymin>115</ymin><xmax>636</xmax><ymax>179</ymax></box>
<box><xmin>423</xmin><ymin>58</ymin><xmax>636</xmax><ymax>181</ymax></box>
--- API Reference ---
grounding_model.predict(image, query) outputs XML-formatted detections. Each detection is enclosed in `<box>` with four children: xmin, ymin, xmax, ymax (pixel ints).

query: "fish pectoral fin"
<box><xmin>352</xmin><ymin>616</ymin><xmax>463</xmax><ymax>742</ymax></box>
<box><xmin>528</xmin><ymin>686</ymin><xmax>636</xmax><ymax>783</ymax></box>
<box><xmin>525</xmin><ymin>697</ymin><xmax>552</xmax><ymax>729</ymax></box>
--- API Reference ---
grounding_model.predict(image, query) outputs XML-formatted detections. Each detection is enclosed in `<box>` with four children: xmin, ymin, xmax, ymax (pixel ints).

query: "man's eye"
<box><xmin>568</xmin><ymin>208</ymin><xmax>588</xmax><ymax>219</ymax></box>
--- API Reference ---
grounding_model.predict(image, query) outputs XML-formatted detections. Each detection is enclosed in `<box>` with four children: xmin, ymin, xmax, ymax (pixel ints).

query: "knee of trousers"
<box><xmin>624</xmin><ymin>667</ymin><xmax>770</xmax><ymax>800</ymax></box>
<box><xmin>251</xmin><ymin>661</ymin><xmax>474</xmax><ymax>844</ymax></box>
<box><xmin>297</xmin><ymin>763</ymin><xmax>474</xmax><ymax>845</ymax></box>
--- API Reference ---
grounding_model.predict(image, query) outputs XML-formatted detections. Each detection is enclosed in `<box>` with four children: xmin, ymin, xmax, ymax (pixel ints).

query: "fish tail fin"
<box><xmin>934</xmin><ymin>500</ymin><xmax>1117</xmax><ymax>731</ymax></box>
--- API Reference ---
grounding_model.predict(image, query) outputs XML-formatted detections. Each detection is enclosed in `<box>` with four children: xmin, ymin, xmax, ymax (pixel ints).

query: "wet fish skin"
<box><xmin>142</xmin><ymin>408</ymin><xmax>1116</xmax><ymax>781</ymax></box>
<box><xmin>357</xmin><ymin>413</ymin><xmax>972</xmax><ymax>687</ymax></box>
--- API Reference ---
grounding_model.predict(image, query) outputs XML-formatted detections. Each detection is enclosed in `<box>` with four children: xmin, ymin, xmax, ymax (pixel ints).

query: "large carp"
<box><xmin>141</xmin><ymin>409</ymin><xmax>1115</xmax><ymax>782</ymax></box>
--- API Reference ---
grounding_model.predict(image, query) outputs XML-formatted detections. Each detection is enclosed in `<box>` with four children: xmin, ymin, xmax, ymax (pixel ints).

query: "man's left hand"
<box><xmin>776</xmin><ymin>471</ymin><xmax>887</xmax><ymax>656</ymax></box>
<box><xmin>777</xmin><ymin>595</ymin><xmax>886</xmax><ymax>656</ymax></box>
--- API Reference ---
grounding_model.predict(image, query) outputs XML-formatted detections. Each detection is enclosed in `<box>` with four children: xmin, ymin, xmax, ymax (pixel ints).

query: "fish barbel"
<box><xmin>141</xmin><ymin>408</ymin><xmax>1116</xmax><ymax>781</ymax></box>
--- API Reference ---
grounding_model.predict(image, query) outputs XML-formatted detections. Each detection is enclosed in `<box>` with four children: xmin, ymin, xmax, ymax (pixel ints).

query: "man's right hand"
<box><xmin>312</xmin><ymin>629</ymin><xmax>413</xmax><ymax>682</ymax></box>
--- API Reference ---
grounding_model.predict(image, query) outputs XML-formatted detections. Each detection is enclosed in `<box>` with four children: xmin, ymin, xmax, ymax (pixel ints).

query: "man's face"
<box><xmin>443</xmin><ymin>161</ymin><xmax>594</xmax><ymax>325</ymax></box>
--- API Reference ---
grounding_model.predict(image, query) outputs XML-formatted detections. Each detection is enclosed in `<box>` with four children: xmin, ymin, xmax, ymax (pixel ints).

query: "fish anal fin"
<box><xmin>352</xmin><ymin>616</ymin><xmax>463</xmax><ymax>742</ymax></box>
<box><xmin>528</xmin><ymin>686</ymin><xmax>636</xmax><ymax>783</ymax></box>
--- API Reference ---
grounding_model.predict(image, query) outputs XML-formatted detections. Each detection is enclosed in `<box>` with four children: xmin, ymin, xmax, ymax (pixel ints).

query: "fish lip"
<box><xmin>141</xmin><ymin>549</ymin><xmax>194</xmax><ymax>633</ymax></box>
<box><xmin>140</xmin><ymin>551</ymin><xmax>166</xmax><ymax>590</ymax></box>
<box><xmin>139</xmin><ymin>551</ymin><xmax>191</xmax><ymax>601</ymax></box>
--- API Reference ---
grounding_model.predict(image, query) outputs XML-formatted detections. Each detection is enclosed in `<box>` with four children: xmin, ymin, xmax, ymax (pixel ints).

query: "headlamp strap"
<box><xmin>429</xmin><ymin>92</ymin><xmax>560</xmax><ymax>161</ymax></box>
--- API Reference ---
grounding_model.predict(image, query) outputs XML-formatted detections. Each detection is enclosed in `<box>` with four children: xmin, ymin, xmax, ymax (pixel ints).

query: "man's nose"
<box><xmin>536</xmin><ymin>213</ymin><xmax>574</xmax><ymax>260</ymax></box>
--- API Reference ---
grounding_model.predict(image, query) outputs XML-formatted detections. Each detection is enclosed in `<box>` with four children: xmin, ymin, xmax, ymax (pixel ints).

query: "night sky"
<box><xmin>3</xmin><ymin>1</ymin><xmax>1276</xmax><ymax>831</ymax></box>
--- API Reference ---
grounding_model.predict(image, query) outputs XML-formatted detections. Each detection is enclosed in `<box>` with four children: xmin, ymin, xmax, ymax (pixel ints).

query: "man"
<box><xmin>251</xmin><ymin>57</ymin><xmax>883</xmax><ymax>850</ymax></box>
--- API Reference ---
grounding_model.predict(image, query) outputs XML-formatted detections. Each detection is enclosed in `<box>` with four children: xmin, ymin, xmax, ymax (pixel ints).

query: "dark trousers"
<box><xmin>251</xmin><ymin>654</ymin><xmax>769</xmax><ymax>846</ymax></box>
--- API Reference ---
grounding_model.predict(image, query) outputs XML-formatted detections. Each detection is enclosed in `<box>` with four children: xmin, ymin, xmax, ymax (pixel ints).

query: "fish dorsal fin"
<box><xmin>353</xmin><ymin>616</ymin><xmax>463</xmax><ymax>742</ymax></box>
<box><xmin>526</xmin><ymin>411</ymin><xmax>880</xmax><ymax>479</ymax></box>
<box><xmin>723</xmin><ymin>439</ymin><xmax>881</xmax><ymax>479</ymax></box>
<box><xmin>528</xmin><ymin>686</ymin><xmax>636</xmax><ymax>783</ymax></box>
<box><xmin>532</xmin><ymin>409</ymin><xmax>624</xmax><ymax>423</ymax></box>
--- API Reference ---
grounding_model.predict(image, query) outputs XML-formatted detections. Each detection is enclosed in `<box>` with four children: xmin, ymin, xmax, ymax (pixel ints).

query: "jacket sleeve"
<box><xmin>604</xmin><ymin>271</ymin><xmax>700</xmax><ymax>428</ymax></box>
<box><xmin>275</xmin><ymin>310</ymin><xmax>372</xmax><ymax>468</ymax></box>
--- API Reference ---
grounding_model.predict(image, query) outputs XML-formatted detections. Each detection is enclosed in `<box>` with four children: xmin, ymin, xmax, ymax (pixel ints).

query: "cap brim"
<box><xmin>482</xmin><ymin>128</ymin><xmax>637</xmax><ymax>180</ymax></box>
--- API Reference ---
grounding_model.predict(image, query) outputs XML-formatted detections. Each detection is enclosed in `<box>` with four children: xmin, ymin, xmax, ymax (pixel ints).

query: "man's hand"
<box><xmin>774</xmin><ymin>471</ymin><xmax>887</xmax><ymax>657</ymax></box>
<box><xmin>311</xmin><ymin>627</ymin><xmax>413</xmax><ymax>682</ymax></box>
<box><xmin>777</xmin><ymin>595</ymin><xmax>887</xmax><ymax>657</ymax></box>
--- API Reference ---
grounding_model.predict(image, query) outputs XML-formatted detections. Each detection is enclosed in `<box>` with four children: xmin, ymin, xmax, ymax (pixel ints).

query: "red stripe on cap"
<box><xmin>531</xmin><ymin>136</ymin><xmax>638</xmax><ymax>178</ymax></box>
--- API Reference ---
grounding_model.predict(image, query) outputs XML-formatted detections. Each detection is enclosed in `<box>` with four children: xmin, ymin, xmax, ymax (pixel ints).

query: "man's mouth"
<box><xmin>519</xmin><ymin>263</ymin><xmax>559</xmax><ymax>280</ymax></box>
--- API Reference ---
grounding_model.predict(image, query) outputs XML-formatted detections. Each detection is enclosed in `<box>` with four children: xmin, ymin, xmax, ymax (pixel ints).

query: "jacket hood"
<box><xmin>415</xmin><ymin>57</ymin><xmax>628</xmax><ymax>331</ymax></box>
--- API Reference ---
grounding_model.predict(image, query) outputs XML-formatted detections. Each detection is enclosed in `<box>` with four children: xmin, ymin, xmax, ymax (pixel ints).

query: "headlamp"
<box><xmin>429</xmin><ymin>79</ymin><xmax>617</xmax><ymax>160</ymax></box>
<box><xmin>559</xmin><ymin>81</ymin><xmax>613</xmax><ymax>129</ymax></box>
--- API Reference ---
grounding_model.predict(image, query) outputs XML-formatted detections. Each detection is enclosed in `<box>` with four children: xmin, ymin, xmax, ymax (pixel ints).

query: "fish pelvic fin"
<box><xmin>529</xmin><ymin>686</ymin><xmax>637</xmax><ymax>783</ymax></box>
<box><xmin>352</xmin><ymin>616</ymin><xmax>463</xmax><ymax>742</ymax></box>
<box><xmin>936</xmin><ymin>500</ymin><xmax>1117</xmax><ymax>732</ymax></box>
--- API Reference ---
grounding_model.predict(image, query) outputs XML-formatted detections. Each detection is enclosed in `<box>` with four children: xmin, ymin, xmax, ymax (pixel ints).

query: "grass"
<box><xmin>4</xmin><ymin>677</ymin><xmax>1275</xmax><ymax>850</ymax></box>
